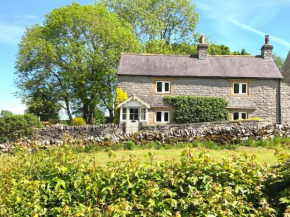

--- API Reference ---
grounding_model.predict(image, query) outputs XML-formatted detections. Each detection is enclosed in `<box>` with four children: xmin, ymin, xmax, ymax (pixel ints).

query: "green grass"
<box><xmin>76</xmin><ymin>147</ymin><xmax>290</xmax><ymax>166</ymax></box>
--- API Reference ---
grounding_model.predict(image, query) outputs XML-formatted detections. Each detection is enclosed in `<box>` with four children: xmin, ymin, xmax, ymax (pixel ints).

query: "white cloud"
<box><xmin>231</xmin><ymin>20</ymin><xmax>290</xmax><ymax>49</ymax></box>
<box><xmin>0</xmin><ymin>23</ymin><xmax>24</xmax><ymax>45</ymax></box>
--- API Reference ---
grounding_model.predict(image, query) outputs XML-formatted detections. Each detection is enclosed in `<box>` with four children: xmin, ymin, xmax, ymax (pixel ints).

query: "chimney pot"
<box><xmin>197</xmin><ymin>34</ymin><xmax>208</xmax><ymax>60</ymax></box>
<box><xmin>200</xmin><ymin>35</ymin><xmax>205</xmax><ymax>44</ymax></box>
<box><xmin>265</xmin><ymin>35</ymin><xmax>269</xmax><ymax>45</ymax></box>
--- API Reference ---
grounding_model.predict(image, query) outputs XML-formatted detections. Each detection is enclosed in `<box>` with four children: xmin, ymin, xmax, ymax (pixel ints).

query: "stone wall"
<box><xmin>2</xmin><ymin>120</ymin><xmax>289</xmax><ymax>154</ymax></box>
<box><xmin>118</xmin><ymin>76</ymin><xmax>279</xmax><ymax>124</ymax></box>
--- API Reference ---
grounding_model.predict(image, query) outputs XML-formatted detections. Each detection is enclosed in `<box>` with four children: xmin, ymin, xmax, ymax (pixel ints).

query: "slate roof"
<box><xmin>118</xmin><ymin>54</ymin><xmax>282</xmax><ymax>79</ymax></box>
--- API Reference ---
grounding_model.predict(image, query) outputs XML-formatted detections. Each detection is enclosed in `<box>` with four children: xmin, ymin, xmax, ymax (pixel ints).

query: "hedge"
<box><xmin>0</xmin><ymin>114</ymin><xmax>41</xmax><ymax>143</ymax></box>
<box><xmin>164</xmin><ymin>96</ymin><xmax>229</xmax><ymax>123</ymax></box>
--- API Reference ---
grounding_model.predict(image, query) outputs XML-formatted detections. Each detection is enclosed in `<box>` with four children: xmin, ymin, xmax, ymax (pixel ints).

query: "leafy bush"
<box><xmin>0</xmin><ymin>114</ymin><xmax>41</xmax><ymax>143</ymax></box>
<box><xmin>0</xmin><ymin>147</ymin><xmax>283</xmax><ymax>216</ymax></box>
<box><xmin>125</xmin><ymin>140</ymin><xmax>136</xmax><ymax>150</ymax></box>
<box><xmin>113</xmin><ymin>88</ymin><xmax>128</xmax><ymax>124</ymax></box>
<box><xmin>264</xmin><ymin>151</ymin><xmax>290</xmax><ymax>216</ymax></box>
<box><xmin>164</xmin><ymin>96</ymin><xmax>229</xmax><ymax>123</ymax></box>
<box><xmin>71</xmin><ymin>117</ymin><xmax>85</xmax><ymax>126</ymax></box>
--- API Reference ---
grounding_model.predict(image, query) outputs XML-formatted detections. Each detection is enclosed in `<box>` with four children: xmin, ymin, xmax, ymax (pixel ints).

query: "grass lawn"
<box><xmin>78</xmin><ymin>147</ymin><xmax>290</xmax><ymax>166</ymax></box>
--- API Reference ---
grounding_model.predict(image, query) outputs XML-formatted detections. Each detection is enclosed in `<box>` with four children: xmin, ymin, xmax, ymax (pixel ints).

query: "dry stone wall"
<box><xmin>2</xmin><ymin>120</ymin><xmax>290</xmax><ymax>154</ymax></box>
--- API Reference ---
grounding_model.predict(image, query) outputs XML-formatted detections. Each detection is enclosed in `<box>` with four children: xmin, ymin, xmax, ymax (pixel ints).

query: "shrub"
<box><xmin>164</xmin><ymin>96</ymin><xmax>229</xmax><ymax>123</ymax></box>
<box><xmin>125</xmin><ymin>140</ymin><xmax>136</xmax><ymax>150</ymax></box>
<box><xmin>0</xmin><ymin>147</ymin><xmax>281</xmax><ymax>216</ymax></box>
<box><xmin>113</xmin><ymin>88</ymin><xmax>128</xmax><ymax>124</ymax></box>
<box><xmin>0</xmin><ymin>113</ymin><xmax>41</xmax><ymax>143</ymax></box>
<box><xmin>71</xmin><ymin>117</ymin><xmax>85</xmax><ymax>126</ymax></box>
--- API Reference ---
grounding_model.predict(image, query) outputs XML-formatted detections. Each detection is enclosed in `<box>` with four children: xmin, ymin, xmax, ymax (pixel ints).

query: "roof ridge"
<box><xmin>121</xmin><ymin>53</ymin><xmax>256</xmax><ymax>57</ymax></box>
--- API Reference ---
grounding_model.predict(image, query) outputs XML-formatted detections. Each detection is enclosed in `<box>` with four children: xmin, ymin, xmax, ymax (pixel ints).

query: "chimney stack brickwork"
<box><xmin>197</xmin><ymin>35</ymin><xmax>208</xmax><ymax>60</ymax></box>
<box><xmin>261</xmin><ymin>35</ymin><xmax>273</xmax><ymax>59</ymax></box>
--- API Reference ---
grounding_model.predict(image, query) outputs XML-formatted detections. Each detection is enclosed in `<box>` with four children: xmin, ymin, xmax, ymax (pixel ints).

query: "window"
<box><xmin>233</xmin><ymin>83</ymin><xmax>248</xmax><ymax>94</ymax></box>
<box><xmin>122</xmin><ymin>108</ymin><xmax>127</xmax><ymax>120</ymax></box>
<box><xmin>129</xmin><ymin>108</ymin><xmax>139</xmax><ymax>120</ymax></box>
<box><xmin>140</xmin><ymin>108</ymin><xmax>146</xmax><ymax>121</ymax></box>
<box><xmin>156</xmin><ymin>81</ymin><xmax>170</xmax><ymax>93</ymax></box>
<box><xmin>233</xmin><ymin>112</ymin><xmax>247</xmax><ymax>120</ymax></box>
<box><xmin>156</xmin><ymin>111</ymin><xmax>170</xmax><ymax>123</ymax></box>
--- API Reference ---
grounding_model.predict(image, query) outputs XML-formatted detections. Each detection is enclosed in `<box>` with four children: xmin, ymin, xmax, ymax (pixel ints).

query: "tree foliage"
<box><xmin>15</xmin><ymin>3</ymin><xmax>140</xmax><ymax>123</ymax></box>
<box><xmin>0</xmin><ymin>110</ymin><xmax>13</xmax><ymax>117</ymax></box>
<box><xmin>102</xmin><ymin>0</ymin><xmax>199</xmax><ymax>43</ymax></box>
<box><xmin>272</xmin><ymin>54</ymin><xmax>285</xmax><ymax>71</ymax></box>
<box><xmin>24</xmin><ymin>88</ymin><xmax>61</xmax><ymax>121</ymax></box>
<box><xmin>144</xmin><ymin>40</ymin><xmax>250</xmax><ymax>56</ymax></box>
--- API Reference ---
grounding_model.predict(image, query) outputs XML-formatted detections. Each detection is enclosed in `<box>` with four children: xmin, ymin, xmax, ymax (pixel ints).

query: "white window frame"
<box><xmin>233</xmin><ymin>112</ymin><xmax>248</xmax><ymax>120</ymax></box>
<box><xmin>120</xmin><ymin>107</ymin><xmax>148</xmax><ymax>121</ymax></box>
<box><xmin>156</xmin><ymin>111</ymin><xmax>170</xmax><ymax>123</ymax></box>
<box><xmin>156</xmin><ymin>81</ymin><xmax>170</xmax><ymax>93</ymax></box>
<box><xmin>233</xmin><ymin>83</ymin><xmax>248</xmax><ymax>95</ymax></box>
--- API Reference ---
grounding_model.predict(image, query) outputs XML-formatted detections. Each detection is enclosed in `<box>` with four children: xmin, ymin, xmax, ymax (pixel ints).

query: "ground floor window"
<box><xmin>130</xmin><ymin>108</ymin><xmax>139</xmax><ymax>120</ymax></box>
<box><xmin>156</xmin><ymin>111</ymin><xmax>170</xmax><ymax>123</ymax></box>
<box><xmin>121</xmin><ymin>107</ymin><xmax>147</xmax><ymax>121</ymax></box>
<box><xmin>233</xmin><ymin>112</ymin><xmax>247</xmax><ymax>120</ymax></box>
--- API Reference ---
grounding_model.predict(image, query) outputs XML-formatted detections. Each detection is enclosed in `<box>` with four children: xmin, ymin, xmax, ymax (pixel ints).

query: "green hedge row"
<box><xmin>164</xmin><ymin>96</ymin><xmax>229</xmax><ymax>123</ymax></box>
<box><xmin>0</xmin><ymin>147</ymin><xmax>289</xmax><ymax>216</ymax></box>
<box><xmin>0</xmin><ymin>114</ymin><xmax>41</xmax><ymax>143</ymax></box>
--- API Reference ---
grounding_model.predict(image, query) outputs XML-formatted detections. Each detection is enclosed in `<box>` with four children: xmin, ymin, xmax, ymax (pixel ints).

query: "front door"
<box><xmin>126</xmin><ymin>108</ymin><xmax>139</xmax><ymax>134</ymax></box>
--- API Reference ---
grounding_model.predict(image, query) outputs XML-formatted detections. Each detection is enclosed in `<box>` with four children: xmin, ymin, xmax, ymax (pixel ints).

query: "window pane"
<box><xmin>233</xmin><ymin>84</ymin><xmax>239</xmax><ymax>94</ymax></box>
<box><xmin>141</xmin><ymin>108</ymin><xmax>146</xmax><ymax>120</ymax></box>
<box><xmin>130</xmin><ymin>108</ymin><xmax>139</xmax><ymax>120</ymax></box>
<box><xmin>242</xmin><ymin>84</ymin><xmax>247</xmax><ymax>94</ymax></box>
<box><xmin>157</xmin><ymin>82</ymin><xmax>162</xmax><ymax>92</ymax></box>
<box><xmin>164</xmin><ymin>112</ymin><xmax>169</xmax><ymax>122</ymax></box>
<box><xmin>122</xmin><ymin>108</ymin><xmax>127</xmax><ymax>120</ymax></box>
<box><xmin>233</xmin><ymin>112</ymin><xmax>239</xmax><ymax>120</ymax></box>
<box><xmin>241</xmin><ymin>112</ymin><xmax>247</xmax><ymax>119</ymax></box>
<box><xmin>156</xmin><ymin>112</ymin><xmax>162</xmax><ymax>122</ymax></box>
<box><xmin>164</xmin><ymin>82</ymin><xmax>170</xmax><ymax>92</ymax></box>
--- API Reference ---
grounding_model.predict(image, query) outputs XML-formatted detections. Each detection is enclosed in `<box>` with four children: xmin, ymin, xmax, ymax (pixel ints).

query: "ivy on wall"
<box><xmin>164</xmin><ymin>96</ymin><xmax>229</xmax><ymax>123</ymax></box>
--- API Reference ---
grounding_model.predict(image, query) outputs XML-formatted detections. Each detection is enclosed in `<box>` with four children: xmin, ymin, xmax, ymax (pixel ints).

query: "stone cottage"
<box><xmin>117</xmin><ymin>35</ymin><xmax>287</xmax><ymax>127</ymax></box>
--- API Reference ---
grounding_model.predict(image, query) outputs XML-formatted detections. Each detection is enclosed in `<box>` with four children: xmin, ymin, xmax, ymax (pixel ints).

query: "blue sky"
<box><xmin>0</xmin><ymin>0</ymin><xmax>290</xmax><ymax>115</ymax></box>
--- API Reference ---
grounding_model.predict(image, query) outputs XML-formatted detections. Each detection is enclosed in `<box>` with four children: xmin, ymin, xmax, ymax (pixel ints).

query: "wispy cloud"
<box><xmin>195</xmin><ymin>0</ymin><xmax>290</xmax><ymax>52</ymax></box>
<box><xmin>0</xmin><ymin>23</ymin><xmax>24</xmax><ymax>45</ymax></box>
<box><xmin>231</xmin><ymin>20</ymin><xmax>290</xmax><ymax>49</ymax></box>
<box><xmin>14</xmin><ymin>15</ymin><xmax>38</xmax><ymax>19</ymax></box>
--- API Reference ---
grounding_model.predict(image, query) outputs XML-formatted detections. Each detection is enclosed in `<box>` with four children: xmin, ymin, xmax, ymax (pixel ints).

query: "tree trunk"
<box><xmin>64</xmin><ymin>99</ymin><xmax>73</xmax><ymax>121</ymax></box>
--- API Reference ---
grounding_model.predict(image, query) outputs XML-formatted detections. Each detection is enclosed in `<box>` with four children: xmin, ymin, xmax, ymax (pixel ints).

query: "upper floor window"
<box><xmin>233</xmin><ymin>83</ymin><xmax>248</xmax><ymax>95</ymax></box>
<box><xmin>156</xmin><ymin>81</ymin><xmax>170</xmax><ymax>93</ymax></box>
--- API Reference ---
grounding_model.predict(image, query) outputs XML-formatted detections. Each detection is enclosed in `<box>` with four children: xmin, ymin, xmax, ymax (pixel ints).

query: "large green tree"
<box><xmin>102</xmin><ymin>0</ymin><xmax>199</xmax><ymax>43</ymax></box>
<box><xmin>15</xmin><ymin>3</ymin><xmax>140</xmax><ymax>123</ymax></box>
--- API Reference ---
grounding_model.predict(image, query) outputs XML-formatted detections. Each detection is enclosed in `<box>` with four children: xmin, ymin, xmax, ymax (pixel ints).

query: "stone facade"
<box><xmin>281</xmin><ymin>52</ymin><xmax>290</xmax><ymax>123</ymax></box>
<box><xmin>118</xmin><ymin>76</ymin><xmax>280</xmax><ymax>124</ymax></box>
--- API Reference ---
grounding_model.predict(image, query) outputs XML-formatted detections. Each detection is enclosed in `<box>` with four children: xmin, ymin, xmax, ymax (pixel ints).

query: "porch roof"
<box><xmin>117</xmin><ymin>94</ymin><xmax>150</xmax><ymax>108</ymax></box>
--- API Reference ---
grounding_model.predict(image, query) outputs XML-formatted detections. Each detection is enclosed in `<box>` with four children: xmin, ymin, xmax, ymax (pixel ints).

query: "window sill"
<box><xmin>228</xmin><ymin>94</ymin><xmax>253</xmax><ymax>98</ymax></box>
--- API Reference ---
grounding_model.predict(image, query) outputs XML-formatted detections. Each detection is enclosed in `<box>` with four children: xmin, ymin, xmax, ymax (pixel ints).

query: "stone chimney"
<box><xmin>197</xmin><ymin>35</ymin><xmax>208</xmax><ymax>60</ymax></box>
<box><xmin>261</xmin><ymin>35</ymin><xmax>273</xmax><ymax>59</ymax></box>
